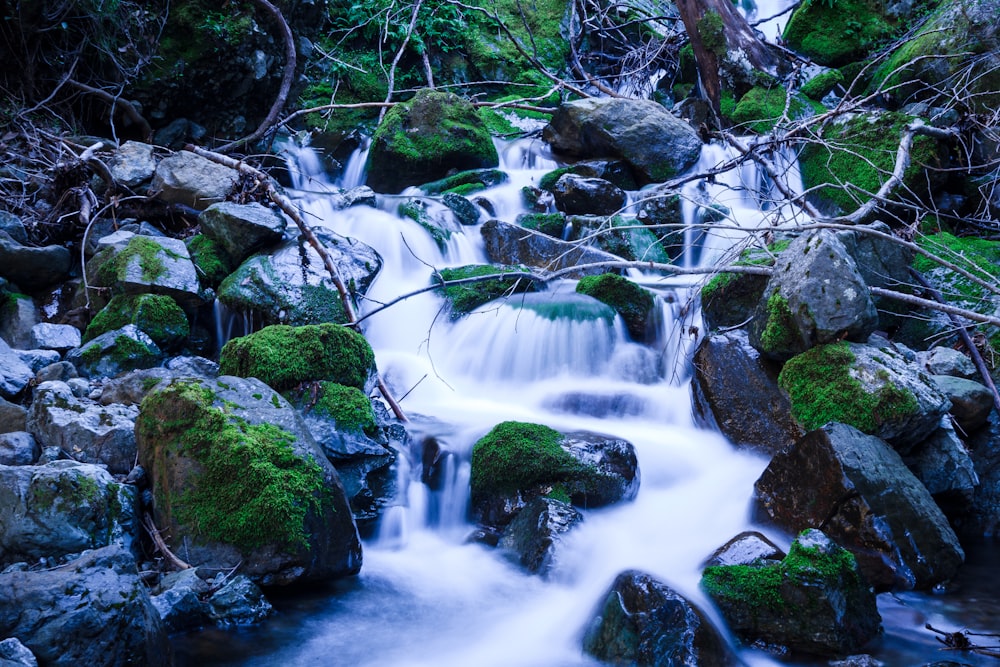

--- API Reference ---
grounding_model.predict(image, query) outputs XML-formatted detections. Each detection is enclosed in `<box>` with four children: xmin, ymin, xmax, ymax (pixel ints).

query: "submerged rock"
<box><xmin>481</xmin><ymin>219</ymin><xmax>622</xmax><ymax>278</ymax></box>
<box><xmin>498</xmin><ymin>496</ymin><xmax>582</xmax><ymax>576</ymax></box>
<box><xmin>584</xmin><ymin>569</ymin><xmax>737</xmax><ymax>666</ymax></box>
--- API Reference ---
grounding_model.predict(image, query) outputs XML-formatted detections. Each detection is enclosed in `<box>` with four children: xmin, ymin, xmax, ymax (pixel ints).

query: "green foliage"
<box><xmin>783</xmin><ymin>0</ymin><xmax>898</xmax><ymax>66</ymax></box>
<box><xmin>800</xmin><ymin>70</ymin><xmax>845</xmax><ymax>101</ymax></box>
<box><xmin>576</xmin><ymin>273</ymin><xmax>655</xmax><ymax>342</ymax></box>
<box><xmin>311</xmin><ymin>382</ymin><xmax>377</xmax><ymax>436</ymax></box>
<box><xmin>186</xmin><ymin>234</ymin><xmax>234</xmax><ymax>289</ymax></box>
<box><xmin>730</xmin><ymin>86</ymin><xmax>811</xmax><ymax>134</ymax></box>
<box><xmin>219</xmin><ymin>323</ymin><xmax>375</xmax><ymax>392</ymax></box>
<box><xmin>539</xmin><ymin>168</ymin><xmax>572</xmax><ymax>192</ymax></box>
<box><xmin>912</xmin><ymin>232</ymin><xmax>1000</xmax><ymax>300</ymax></box>
<box><xmin>697</xmin><ymin>10</ymin><xmax>727</xmax><ymax>56</ymax></box>
<box><xmin>420</xmin><ymin>169</ymin><xmax>508</xmax><ymax>195</ymax></box>
<box><xmin>138</xmin><ymin>381</ymin><xmax>328</xmax><ymax>552</ymax></box>
<box><xmin>470</xmin><ymin>421</ymin><xmax>583</xmax><ymax>497</ymax></box>
<box><xmin>437</xmin><ymin>264</ymin><xmax>536</xmax><ymax>316</ymax></box>
<box><xmin>778</xmin><ymin>342</ymin><xmax>919</xmax><ymax>432</ymax></box>
<box><xmin>84</xmin><ymin>294</ymin><xmax>189</xmax><ymax>348</ymax></box>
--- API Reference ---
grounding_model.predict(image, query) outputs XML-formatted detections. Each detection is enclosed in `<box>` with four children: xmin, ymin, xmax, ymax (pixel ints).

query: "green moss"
<box><xmin>730</xmin><ymin>86</ymin><xmax>811</xmax><ymax>134</ymax></box>
<box><xmin>32</xmin><ymin>471</ymin><xmax>101</xmax><ymax>512</ymax></box>
<box><xmin>186</xmin><ymin>234</ymin><xmax>234</xmax><ymax>289</ymax></box>
<box><xmin>138</xmin><ymin>381</ymin><xmax>329</xmax><ymax>552</ymax></box>
<box><xmin>778</xmin><ymin>342</ymin><xmax>919</xmax><ymax>432</ymax></box>
<box><xmin>399</xmin><ymin>199</ymin><xmax>451</xmax><ymax>252</ymax></box>
<box><xmin>546</xmin><ymin>484</ymin><xmax>572</xmax><ymax>504</ymax></box>
<box><xmin>97</xmin><ymin>236</ymin><xmax>181</xmax><ymax>286</ymax></box>
<box><xmin>800</xmin><ymin>69</ymin><xmax>845</xmax><ymax>101</ymax></box>
<box><xmin>539</xmin><ymin>167</ymin><xmax>572</xmax><ymax>192</ymax></box>
<box><xmin>759</xmin><ymin>293</ymin><xmax>800</xmax><ymax>355</ymax></box>
<box><xmin>576</xmin><ymin>273</ymin><xmax>655</xmax><ymax>342</ymax></box>
<box><xmin>420</xmin><ymin>169</ymin><xmax>508</xmax><ymax>195</ymax></box>
<box><xmin>719</xmin><ymin>89</ymin><xmax>737</xmax><ymax>119</ymax></box>
<box><xmin>783</xmin><ymin>0</ymin><xmax>900</xmax><ymax>67</ymax></box>
<box><xmin>84</xmin><ymin>294</ymin><xmax>189</xmax><ymax>348</ymax></box>
<box><xmin>219</xmin><ymin>323</ymin><xmax>375</xmax><ymax>392</ymax></box>
<box><xmin>518</xmin><ymin>213</ymin><xmax>566</xmax><ymax>238</ymax></box>
<box><xmin>470</xmin><ymin>421</ymin><xmax>586</xmax><ymax>498</ymax></box>
<box><xmin>697</xmin><ymin>10</ymin><xmax>727</xmax><ymax>56</ymax></box>
<box><xmin>912</xmin><ymin>232</ymin><xmax>1000</xmax><ymax>300</ymax></box>
<box><xmin>311</xmin><ymin>382</ymin><xmax>377</xmax><ymax>436</ymax></box>
<box><xmin>437</xmin><ymin>264</ymin><xmax>536</xmax><ymax>317</ymax></box>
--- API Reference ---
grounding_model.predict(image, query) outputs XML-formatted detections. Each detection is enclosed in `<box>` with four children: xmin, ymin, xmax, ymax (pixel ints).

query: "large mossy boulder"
<box><xmin>542</xmin><ymin>98</ymin><xmax>702</xmax><ymax>184</ymax></box>
<box><xmin>436</xmin><ymin>264</ymin><xmax>538</xmax><ymax>318</ymax></box>
<box><xmin>584</xmin><ymin>570</ymin><xmax>737</xmax><ymax>667</ymax></box>
<box><xmin>701</xmin><ymin>529</ymin><xmax>880</xmax><ymax>656</ymax></box>
<box><xmin>470</xmin><ymin>421</ymin><xmax>639</xmax><ymax>527</ymax></box>
<box><xmin>777</xmin><ymin>340</ymin><xmax>951</xmax><ymax>451</ymax></box>
<box><xmin>87</xmin><ymin>234</ymin><xmax>202</xmax><ymax>307</ymax></box>
<box><xmin>754</xmin><ymin>423</ymin><xmax>965</xmax><ymax>590</ymax></box>
<box><xmin>575</xmin><ymin>273</ymin><xmax>656</xmax><ymax>343</ymax></box>
<box><xmin>366</xmin><ymin>89</ymin><xmax>499</xmax><ymax>193</ymax></box>
<box><xmin>198</xmin><ymin>202</ymin><xmax>287</xmax><ymax>264</ymax></box>
<box><xmin>219</xmin><ymin>323</ymin><xmax>377</xmax><ymax>394</ymax></box>
<box><xmin>783</xmin><ymin>0</ymin><xmax>915</xmax><ymax>67</ymax></box>
<box><xmin>136</xmin><ymin>376</ymin><xmax>362</xmax><ymax>586</ymax></box>
<box><xmin>83</xmin><ymin>294</ymin><xmax>189</xmax><ymax>351</ymax></box>
<box><xmin>749</xmin><ymin>230</ymin><xmax>878</xmax><ymax>360</ymax></box>
<box><xmin>67</xmin><ymin>325</ymin><xmax>162</xmax><ymax>379</ymax></box>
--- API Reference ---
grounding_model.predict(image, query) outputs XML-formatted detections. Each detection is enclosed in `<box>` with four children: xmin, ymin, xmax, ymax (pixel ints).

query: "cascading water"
<box><xmin>175</xmin><ymin>135</ymin><xmax>998</xmax><ymax>667</ymax></box>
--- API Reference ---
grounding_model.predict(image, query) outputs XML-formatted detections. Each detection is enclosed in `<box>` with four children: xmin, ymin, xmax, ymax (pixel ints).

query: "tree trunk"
<box><xmin>675</xmin><ymin>0</ymin><xmax>776</xmax><ymax>115</ymax></box>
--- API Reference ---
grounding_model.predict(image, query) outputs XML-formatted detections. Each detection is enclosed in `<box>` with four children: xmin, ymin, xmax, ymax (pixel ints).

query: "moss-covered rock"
<box><xmin>89</xmin><ymin>234</ymin><xmax>202</xmax><ymax>306</ymax></box>
<box><xmin>69</xmin><ymin>325</ymin><xmax>162</xmax><ymax>379</ymax></box>
<box><xmin>420</xmin><ymin>169</ymin><xmax>508</xmax><ymax>195</ymax></box>
<box><xmin>186</xmin><ymin>233</ymin><xmax>234</xmax><ymax>289</ymax></box>
<box><xmin>366</xmin><ymin>89</ymin><xmax>499</xmax><ymax>193</ymax></box>
<box><xmin>568</xmin><ymin>215</ymin><xmax>672</xmax><ymax>264</ymax></box>
<box><xmin>310</xmin><ymin>382</ymin><xmax>377</xmax><ymax>437</ymax></box>
<box><xmin>728</xmin><ymin>85</ymin><xmax>816</xmax><ymax>133</ymax></box>
<box><xmin>701</xmin><ymin>529</ymin><xmax>880</xmax><ymax>656</ymax></box>
<box><xmin>783</xmin><ymin>0</ymin><xmax>908</xmax><ymax>67</ymax></box>
<box><xmin>517</xmin><ymin>213</ymin><xmax>567</xmax><ymax>238</ymax></box>
<box><xmin>84</xmin><ymin>294</ymin><xmax>189</xmax><ymax>350</ymax></box>
<box><xmin>436</xmin><ymin>264</ymin><xmax>538</xmax><ymax>317</ymax></box>
<box><xmin>800</xmin><ymin>69</ymin><xmax>845</xmax><ymax>101</ymax></box>
<box><xmin>219</xmin><ymin>323</ymin><xmax>376</xmax><ymax>393</ymax></box>
<box><xmin>575</xmin><ymin>273</ymin><xmax>656</xmax><ymax>342</ymax></box>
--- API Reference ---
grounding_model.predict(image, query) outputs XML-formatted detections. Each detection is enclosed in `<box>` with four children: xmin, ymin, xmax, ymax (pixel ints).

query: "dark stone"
<box><xmin>550</xmin><ymin>174</ymin><xmax>627</xmax><ymax>216</ymax></box>
<box><xmin>703</xmin><ymin>530</ymin><xmax>785</xmax><ymax>567</ymax></box>
<box><xmin>930</xmin><ymin>374</ymin><xmax>994</xmax><ymax>433</ymax></box>
<box><xmin>441</xmin><ymin>192</ymin><xmax>480</xmax><ymax>226</ymax></box>
<box><xmin>0</xmin><ymin>233</ymin><xmax>71</xmax><ymax>287</ymax></box>
<box><xmin>481</xmin><ymin>219</ymin><xmax>622</xmax><ymax>278</ymax></box>
<box><xmin>498</xmin><ymin>496</ymin><xmax>583</xmax><ymax>575</ymax></box>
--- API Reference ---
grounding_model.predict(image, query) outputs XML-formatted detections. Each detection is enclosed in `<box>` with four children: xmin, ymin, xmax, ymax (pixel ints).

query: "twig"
<box><xmin>143</xmin><ymin>512</ymin><xmax>192</xmax><ymax>571</ymax></box>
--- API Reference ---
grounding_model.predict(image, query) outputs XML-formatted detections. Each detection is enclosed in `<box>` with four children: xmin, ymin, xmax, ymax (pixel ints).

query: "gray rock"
<box><xmin>481</xmin><ymin>218</ymin><xmax>622</xmax><ymax>278</ymax></box>
<box><xmin>921</xmin><ymin>346</ymin><xmax>977</xmax><ymax>379</ymax></box>
<box><xmin>0</xmin><ymin>461</ymin><xmax>137</xmax><ymax>567</ymax></box>
<box><xmin>836</xmin><ymin>222</ymin><xmax>913</xmax><ymax>290</ymax></box>
<box><xmin>0</xmin><ymin>293</ymin><xmax>36</xmax><ymax>349</ymax></box>
<box><xmin>34</xmin><ymin>362</ymin><xmax>78</xmax><ymax>384</ymax></box>
<box><xmin>164</xmin><ymin>355</ymin><xmax>219</xmax><ymax>378</ymax></box>
<box><xmin>903</xmin><ymin>417</ymin><xmax>979</xmax><ymax>505</ymax></box>
<box><xmin>150</xmin><ymin>150</ymin><xmax>240</xmax><ymax>210</ymax></box>
<box><xmin>29</xmin><ymin>323</ymin><xmax>80</xmax><ymax>353</ymax></box>
<box><xmin>67</xmin><ymin>325</ymin><xmax>162</xmax><ymax>379</ymax></box>
<box><xmin>750</xmin><ymin>230</ymin><xmax>878</xmax><ymax>360</ymax></box>
<box><xmin>0</xmin><ymin>212</ymin><xmax>28</xmax><ymax>245</ymax></box>
<box><xmin>551</xmin><ymin>174</ymin><xmax>627</xmax><ymax>216</ymax></box>
<box><xmin>199</xmin><ymin>202</ymin><xmax>287</xmax><ymax>264</ymax></box>
<box><xmin>98</xmin><ymin>368</ymin><xmax>174</xmax><ymax>406</ymax></box>
<box><xmin>150</xmin><ymin>568</ymin><xmax>211</xmax><ymax>633</ymax></box>
<box><xmin>0</xmin><ymin>432</ymin><xmax>39</xmax><ymax>466</ymax></box>
<box><xmin>691</xmin><ymin>330</ymin><xmax>804</xmax><ymax>454</ymax></box>
<box><xmin>583</xmin><ymin>569</ymin><xmax>737</xmax><ymax>666</ymax></box>
<box><xmin>0</xmin><ymin>233</ymin><xmax>71</xmax><ymax>287</ymax></box>
<box><xmin>88</xmin><ymin>235</ymin><xmax>202</xmax><ymax>307</ymax></box>
<box><xmin>14</xmin><ymin>349</ymin><xmax>60</xmax><ymax>373</ymax></box>
<box><xmin>207</xmin><ymin>575</ymin><xmax>273</xmax><ymax>626</ymax></box>
<box><xmin>343</xmin><ymin>186</ymin><xmax>377</xmax><ymax>208</ymax></box>
<box><xmin>108</xmin><ymin>141</ymin><xmax>156</xmax><ymax>188</ymax></box>
<box><xmin>0</xmin><ymin>339</ymin><xmax>32</xmax><ymax>399</ymax></box>
<box><xmin>755</xmin><ymin>423</ymin><xmax>965</xmax><ymax>590</ymax></box>
<box><xmin>931</xmin><ymin>374</ymin><xmax>994</xmax><ymax>433</ymax></box>
<box><xmin>0</xmin><ymin>398</ymin><xmax>27</xmax><ymax>433</ymax></box>
<box><xmin>26</xmin><ymin>381</ymin><xmax>139</xmax><ymax>475</ymax></box>
<box><xmin>0</xmin><ymin>545</ymin><xmax>169</xmax><ymax>667</ymax></box>
<box><xmin>703</xmin><ymin>530</ymin><xmax>785</xmax><ymax>567</ymax></box>
<box><xmin>498</xmin><ymin>497</ymin><xmax>582</xmax><ymax>575</ymax></box>
<box><xmin>441</xmin><ymin>192</ymin><xmax>480</xmax><ymax>226</ymax></box>
<box><xmin>543</xmin><ymin>98</ymin><xmax>702</xmax><ymax>184</ymax></box>
<box><xmin>0</xmin><ymin>637</ymin><xmax>37</xmax><ymax>667</ymax></box>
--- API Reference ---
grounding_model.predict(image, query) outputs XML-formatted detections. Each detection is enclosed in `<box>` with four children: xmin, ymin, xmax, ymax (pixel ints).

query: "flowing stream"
<box><xmin>174</xmin><ymin>136</ymin><xmax>998</xmax><ymax>667</ymax></box>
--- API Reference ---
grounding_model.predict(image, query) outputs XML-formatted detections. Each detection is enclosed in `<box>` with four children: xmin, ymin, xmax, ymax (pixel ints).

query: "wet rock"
<box><xmin>29</xmin><ymin>323</ymin><xmax>80</xmax><ymax>353</ymax></box>
<box><xmin>754</xmin><ymin>423</ymin><xmax>964</xmax><ymax>590</ymax></box>
<box><xmin>583</xmin><ymin>569</ymin><xmax>737</xmax><ymax>666</ymax></box>
<box><xmin>441</xmin><ymin>192</ymin><xmax>480</xmax><ymax>226</ymax></box>
<box><xmin>150</xmin><ymin>568</ymin><xmax>211</xmax><ymax>633</ymax></box>
<box><xmin>218</xmin><ymin>228</ymin><xmax>381</xmax><ymax>326</ymax></box>
<box><xmin>136</xmin><ymin>376</ymin><xmax>362</xmax><ymax>586</ymax></box>
<box><xmin>67</xmin><ymin>325</ymin><xmax>162</xmax><ymax>379</ymax></box>
<box><xmin>0</xmin><ymin>637</ymin><xmax>37</xmax><ymax>667</ymax></box>
<box><xmin>419</xmin><ymin>168</ymin><xmax>508</xmax><ymax>195</ymax></box>
<box><xmin>703</xmin><ymin>530</ymin><xmax>785</xmax><ymax>567</ymax></box>
<box><xmin>930</xmin><ymin>374</ymin><xmax>994</xmax><ymax>433</ymax></box>
<box><xmin>26</xmin><ymin>380</ymin><xmax>139</xmax><ymax>474</ymax></box>
<box><xmin>481</xmin><ymin>219</ymin><xmax>622</xmax><ymax>278</ymax></box>
<box><xmin>207</xmin><ymin>575</ymin><xmax>273</xmax><ymax>626</ymax></box>
<box><xmin>343</xmin><ymin>186</ymin><xmax>377</xmax><ymax>208</ymax></box>
<box><xmin>84</xmin><ymin>294</ymin><xmax>190</xmax><ymax>352</ymax></box>
<box><xmin>98</xmin><ymin>367</ymin><xmax>174</xmax><ymax>406</ymax></box>
<box><xmin>566</xmin><ymin>214</ymin><xmax>671</xmax><ymax>264</ymax></box>
<box><xmin>0</xmin><ymin>398</ymin><xmax>27</xmax><ymax>433</ymax></box>
<box><xmin>108</xmin><ymin>141</ymin><xmax>156</xmax><ymax>188</ymax></box>
<box><xmin>151</xmin><ymin>150</ymin><xmax>239</xmax><ymax>210</ymax></box>
<box><xmin>0</xmin><ymin>461</ymin><xmax>137</xmax><ymax>568</ymax></box>
<box><xmin>543</xmin><ymin>98</ymin><xmax>702</xmax><ymax>184</ymax></box>
<box><xmin>749</xmin><ymin>230</ymin><xmax>878</xmax><ymax>360</ymax></box>
<box><xmin>164</xmin><ymin>355</ymin><xmax>219</xmax><ymax>378</ymax></box>
<box><xmin>498</xmin><ymin>497</ymin><xmax>583</xmax><ymax>575</ymax></box>
<box><xmin>0</xmin><ymin>292</ymin><xmax>36</xmax><ymax>349</ymax></box>
<box><xmin>0</xmin><ymin>545</ymin><xmax>169</xmax><ymax>667</ymax></box>
<box><xmin>34</xmin><ymin>361</ymin><xmax>77</xmax><ymax>384</ymax></box>
<box><xmin>957</xmin><ymin>413</ymin><xmax>1000</xmax><ymax>537</ymax></box>
<box><xmin>551</xmin><ymin>174</ymin><xmax>626</xmax><ymax>216</ymax></box>
<box><xmin>836</xmin><ymin>222</ymin><xmax>914</xmax><ymax>291</ymax></box>
<box><xmin>691</xmin><ymin>330</ymin><xmax>804</xmax><ymax>454</ymax></box>
<box><xmin>575</xmin><ymin>273</ymin><xmax>656</xmax><ymax>343</ymax></box>
<box><xmin>0</xmin><ymin>233</ymin><xmax>71</xmax><ymax>287</ymax></box>
<box><xmin>920</xmin><ymin>346</ymin><xmax>977</xmax><ymax>379</ymax></box>
<box><xmin>15</xmin><ymin>349</ymin><xmax>60</xmax><ymax>373</ymax></box>
<box><xmin>0</xmin><ymin>212</ymin><xmax>27</xmax><ymax>244</ymax></box>
<box><xmin>198</xmin><ymin>202</ymin><xmax>287</xmax><ymax>264</ymax></box>
<box><xmin>0</xmin><ymin>432</ymin><xmax>39</xmax><ymax>465</ymax></box>
<box><xmin>701</xmin><ymin>529</ymin><xmax>881</xmax><ymax>656</ymax></box>
<box><xmin>902</xmin><ymin>417</ymin><xmax>978</xmax><ymax>513</ymax></box>
<box><xmin>87</xmin><ymin>235</ymin><xmax>202</xmax><ymax>307</ymax></box>
<box><xmin>0</xmin><ymin>339</ymin><xmax>33</xmax><ymax>399</ymax></box>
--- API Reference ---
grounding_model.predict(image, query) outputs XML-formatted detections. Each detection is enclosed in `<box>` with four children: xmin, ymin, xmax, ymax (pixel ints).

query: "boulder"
<box><xmin>575</xmin><ymin>273</ymin><xmax>656</xmax><ymax>343</ymax></box>
<box><xmin>701</xmin><ymin>529</ymin><xmax>881</xmax><ymax>656</ymax></box>
<box><xmin>930</xmin><ymin>374</ymin><xmax>994</xmax><ymax>433</ymax></box>
<box><xmin>0</xmin><ymin>461</ymin><xmax>136</xmax><ymax>568</ymax></box>
<box><xmin>436</xmin><ymin>264</ymin><xmax>539</xmax><ymax>318</ymax></box>
<box><xmin>0</xmin><ymin>234</ymin><xmax>71</xmax><ymax>287</ymax></box>
<box><xmin>198</xmin><ymin>202</ymin><xmax>287</xmax><ymax>264</ymax></box>
<box><xmin>0</xmin><ymin>545</ymin><xmax>169</xmax><ymax>667</ymax></box>
<box><xmin>960</xmin><ymin>414</ymin><xmax>1000</xmax><ymax>536</ymax></box>
<box><xmin>26</xmin><ymin>381</ymin><xmax>138</xmax><ymax>474</ymax></box>
<box><xmin>777</xmin><ymin>340</ymin><xmax>951</xmax><ymax>452</ymax></box>
<box><xmin>550</xmin><ymin>174</ymin><xmax>626</xmax><ymax>216</ymax></box>
<box><xmin>87</xmin><ymin>235</ymin><xmax>202</xmax><ymax>307</ymax></box>
<box><xmin>902</xmin><ymin>417</ymin><xmax>979</xmax><ymax>511</ymax></box>
<box><xmin>0</xmin><ymin>212</ymin><xmax>27</xmax><ymax>244</ymax></box>
<box><xmin>33</xmin><ymin>362</ymin><xmax>77</xmax><ymax>384</ymax></box>
<box><xmin>0</xmin><ymin>398</ymin><xmax>27</xmax><ymax>433</ymax></box>
<box><xmin>108</xmin><ymin>141</ymin><xmax>156</xmax><ymax>188</ymax></box>
<box><xmin>67</xmin><ymin>325</ymin><xmax>162</xmax><ymax>379</ymax></box>
<box><xmin>0</xmin><ymin>292</ymin><xmax>36</xmax><ymax>349</ymax></box>
<box><xmin>703</xmin><ymin>530</ymin><xmax>785</xmax><ymax>568</ymax></box>
<box><xmin>28</xmin><ymin>324</ymin><xmax>80</xmax><ymax>353</ymax></box>
<box><xmin>920</xmin><ymin>346</ymin><xmax>977</xmax><ymax>379</ymax></box>
<box><xmin>566</xmin><ymin>215</ymin><xmax>671</xmax><ymax>263</ymax></box>
<box><xmin>206</xmin><ymin>574</ymin><xmax>273</xmax><ymax>626</ymax></box>
<box><xmin>136</xmin><ymin>376</ymin><xmax>362</xmax><ymax>586</ymax></box>
<box><xmin>98</xmin><ymin>367</ymin><xmax>174</xmax><ymax>407</ymax></box>
<box><xmin>542</xmin><ymin>98</ymin><xmax>702</xmax><ymax>184</ymax></box>
<box><xmin>0</xmin><ymin>432</ymin><xmax>39</xmax><ymax>465</ymax></box>
<box><xmin>691</xmin><ymin>330</ymin><xmax>804</xmax><ymax>454</ymax></box>
<box><xmin>441</xmin><ymin>192</ymin><xmax>480</xmax><ymax>226</ymax></box>
<box><xmin>583</xmin><ymin>570</ymin><xmax>737</xmax><ymax>666</ymax></box>
<box><xmin>0</xmin><ymin>339</ymin><xmax>33</xmax><ymax>399</ymax></box>
<box><xmin>366</xmin><ymin>89</ymin><xmax>499</xmax><ymax>193</ymax></box>
<box><xmin>217</xmin><ymin>228</ymin><xmax>381</xmax><ymax>326</ymax></box>
<box><xmin>754</xmin><ymin>423</ymin><xmax>965</xmax><ymax>590</ymax></box>
<box><xmin>83</xmin><ymin>294</ymin><xmax>189</xmax><ymax>351</ymax></box>
<box><xmin>539</xmin><ymin>160</ymin><xmax>638</xmax><ymax>192</ymax></box>
<box><xmin>150</xmin><ymin>568</ymin><xmax>211</xmax><ymax>633</ymax></box>
<box><xmin>749</xmin><ymin>230</ymin><xmax>878</xmax><ymax>360</ymax></box>
<box><xmin>470</xmin><ymin>421</ymin><xmax>639</xmax><ymax>527</ymax></box>
<box><xmin>481</xmin><ymin>219</ymin><xmax>622</xmax><ymax>278</ymax></box>
<box><xmin>15</xmin><ymin>349</ymin><xmax>60</xmax><ymax>373</ymax></box>
<box><xmin>498</xmin><ymin>497</ymin><xmax>583</xmax><ymax>576</ymax></box>
<box><xmin>150</xmin><ymin>150</ymin><xmax>240</xmax><ymax>210</ymax></box>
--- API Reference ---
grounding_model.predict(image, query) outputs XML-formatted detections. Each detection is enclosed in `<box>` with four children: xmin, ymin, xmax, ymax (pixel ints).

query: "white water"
<box><xmin>182</xmin><ymin>138</ymin><xmax>998</xmax><ymax>667</ymax></box>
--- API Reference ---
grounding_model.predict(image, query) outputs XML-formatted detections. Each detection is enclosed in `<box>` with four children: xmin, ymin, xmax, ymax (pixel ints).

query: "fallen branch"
<box><xmin>184</xmin><ymin>144</ymin><xmax>407</xmax><ymax>421</ymax></box>
<box><xmin>66</xmin><ymin>80</ymin><xmax>152</xmax><ymax>142</ymax></box>
<box><xmin>143</xmin><ymin>512</ymin><xmax>192</xmax><ymax>571</ymax></box>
